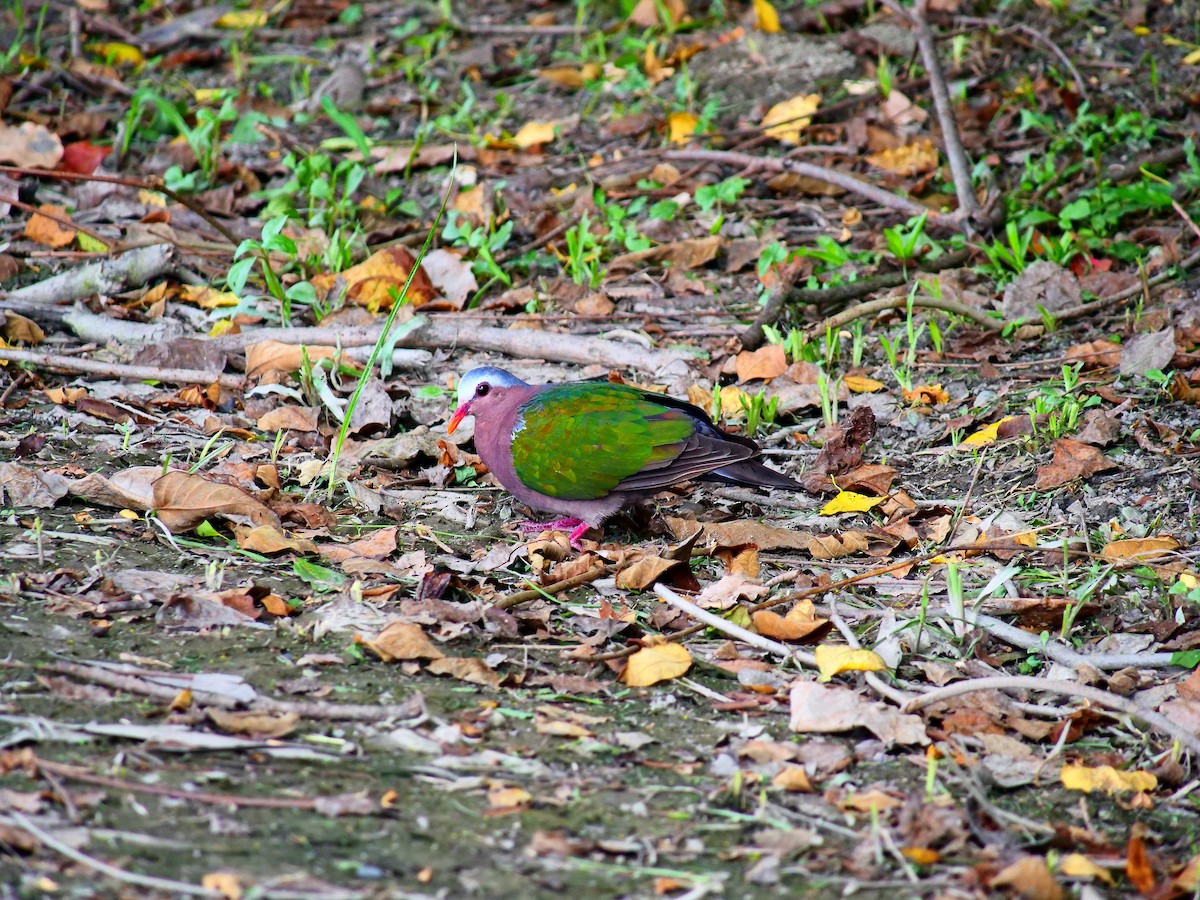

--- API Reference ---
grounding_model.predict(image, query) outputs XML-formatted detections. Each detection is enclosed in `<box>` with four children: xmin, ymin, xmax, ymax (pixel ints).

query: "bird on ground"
<box><xmin>446</xmin><ymin>366</ymin><xmax>805</xmax><ymax>548</ymax></box>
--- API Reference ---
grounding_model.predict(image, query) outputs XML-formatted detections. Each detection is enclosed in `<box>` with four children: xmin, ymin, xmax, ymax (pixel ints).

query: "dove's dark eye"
<box><xmin>476</xmin><ymin>382</ymin><xmax>490</xmax><ymax>397</ymax></box>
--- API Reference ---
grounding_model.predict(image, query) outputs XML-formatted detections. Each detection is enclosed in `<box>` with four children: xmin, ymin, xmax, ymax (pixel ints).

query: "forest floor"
<box><xmin>2</xmin><ymin>0</ymin><xmax>1200</xmax><ymax>897</ymax></box>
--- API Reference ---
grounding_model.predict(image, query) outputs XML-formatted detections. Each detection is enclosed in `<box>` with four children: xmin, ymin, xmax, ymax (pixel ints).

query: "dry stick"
<box><xmin>0</xmin><ymin>347</ymin><xmax>244</xmax><ymax>389</ymax></box>
<box><xmin>661</xmin><ymin>149</ymin><xmax>948</xmax><ymax>226</ymax></box>
<box><xmin>655</xmin><ymin>584</ymin><xmax>818</xmax><ymax>668</ymax></box>
<box><xmin>0</xmin><ymin>371</ymin><xmax>27</xmax><ymax>408</ymax></box>
<box><xmin>214</xmin><ymin>318</ymin><xmax>691</xmax><ymax>377</ymax></box>
<box><xmin>0</xmin><ymin>165</ymin><xmax>241</xmax><ymax>246</ymax></box>
<box><xmin>40</xmin><ymin>661</ymin><xmax>424</xmax><ymax>722</ymax></box>
<box><xmin>4</xmin><ymin>811</ymin><xmax>220</xmax><ymax>898</ymax></box>
<box><xmin>9</xmin><ymin>196</ymin><xmax>113</xmax><ymax>249</ymax></box>
<box><xmin>32</xmin><ymin>756</ymin><xmax>318</xmax><ymax>811</ymax></box>
<box><xmin>740</xmin><ymin>249</ymin><xmax>972</xmax><ymax>350</ymax></box>
<box><xmin>880</xmin><ymin>0</ymin><xmax>981</xmax><ymax>229</ymax></box>
<box><xmin>1057</xmin><ymin>244</ymin><xmax>1200</xmax><ymax>322</ymax></box>
<box><xmin>905</xmin><ymin>675</ymin><xmax>1200</xmax><ymax>758</ymax></box>
<box><xmin>930</xmin><ymin>606</ymin><xmax>1180</xmax><ymax>671</ymax></box>
<box><xmin>807</xmin><ymin>293</ymin><xmax>1002</xmax><ymax>337</ymax></box>
<box><xmin>495</xmin><ymin>564</ymin><xmax>612</xmax><ymax>610</ymax></box>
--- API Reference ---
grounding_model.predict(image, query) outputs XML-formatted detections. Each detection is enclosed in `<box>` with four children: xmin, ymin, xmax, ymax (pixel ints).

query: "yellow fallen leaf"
<box><xmin>667</xmin><ymin>111</ymin><xmax>699</xmax><ymax>145</ymax></box>
<box><xmin>216</xmin><ymin>10</ymin><xmax>269</xmax><ymax>28</ymax></box>
<box><xmin>487</xmin><ymin>786</ymin><xmax>532</xmax><ymax>809</ymax></box>
<box><xmin>866</xmin><ymin>139</ymin><xmax>940</xmax><ymax>175</ymax></box>
<box><xmin>1179</xmin><ymin>572</ymin><xmax>1199</xmax><ymax>591</ymax></box>
<box><xmin>844</xmin><ymin>375</ymin><xmax>884</xmax><ymax>393</ymax></box>
<box><xmin>1060</xmin><ymin>763</ymin><xmax>1157</xmax><ymax>795</ymax></box>
<box><xmin>903</xmin><ymin>383</ymin><xmax>949</xmax><ymax>405</ymax></box>
<box><xmin>536</xmin><ymin>64</ymin><xmax>601</xmax><ymax>88</ymax></box>
<box><xmin>87</xmin><ymin>41</ymin><xmax>143</xmax><ymax>66</ymax></box>
<box><xmin>959</xmin><ymin>415</ymin><xmax>1019</xmax><ymax>448</ymax></box>
<box><xmin>76</xmin><ymin>232</ymin><xmax>108</xmax><ymax>253</ymax></box>
<box><xmin>820</xmin><ymin>490</ymin><xmax>885</xmax><ymax>515</ymax></box>
<box><xmin>622</xmin><ymin>642</ymin><xmax>691</xmax><ymax>687</ymax></box>
<box><xmin>180</xmin><ymin>285</ymin><xmax>239</xmax><ymax>309</ymax></box>
<box><xmin>902</xmin><ymin>847</ymin><xmax>941</xmax><ymax>866</ymax></box>
<box><xmin>512</xmin><ymin>121</ymin><xmax>556</xmax><ymax>149</ymax></box>
<box><xmin>202</xmin><ymin>872</ymin><xmax>243</xmax><ymax>900</ymax></box>
<box><xmin>772</xmin><ymin>765</ymin><xmax>813</xmax><ymax>792</ymax></box>
<box><xmin>1058</xmin><ymin>853</ymin><xmax>1114</xmax><ymax>884</ymax></box>
<box><xmin>814</xmin><ymin>644</ymin><xmax>887</xmax><ymax>681</ymax></box>
<box><xmin>761</xmin><ymin>93</ymin><xmax>820</xmax><ymax>144</ymax></box>
<box><xmin>753</xmin><ymin>0</ymin><xmax>781</xmax><ymax>32</ymax></box>
<box><xmin>1184</xmin><ymin>48</ymin><xmax>1200</xmax><ymax>65</ymax></box>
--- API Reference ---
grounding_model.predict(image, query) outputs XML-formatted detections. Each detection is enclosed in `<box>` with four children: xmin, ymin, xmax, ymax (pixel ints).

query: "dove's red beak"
<box><xmin>447</xmin><ymin>402</ymin><xmax>470</xmax><ymax>435</ymax></box>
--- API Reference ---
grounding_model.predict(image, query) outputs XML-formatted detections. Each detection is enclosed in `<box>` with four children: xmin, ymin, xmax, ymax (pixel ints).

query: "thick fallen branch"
<box><xmin>0</xmin><ymin>243</ymin><xmax>177</xmax><ymax>313</ymax></box>
<box><xmin>216</xmin><ymin>318</ymin><xmax>693</xmax><ymax>378</ymax></box>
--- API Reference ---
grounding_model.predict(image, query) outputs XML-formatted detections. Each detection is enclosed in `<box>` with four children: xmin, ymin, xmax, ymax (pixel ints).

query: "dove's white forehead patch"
<box><xmin>456</xmin><ymin>366</ymin><xmax>528</xmax><ymax>405</ymax></box>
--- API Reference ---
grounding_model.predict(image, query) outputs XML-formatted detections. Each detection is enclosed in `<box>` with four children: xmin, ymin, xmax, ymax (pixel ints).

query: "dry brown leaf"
<box><xmin>752</xmin><ymin>599</ymin><xmax>830</xmax><ymax>642</ymax></box>
<box><xmin>207</xmin><ymin>709</ymin><xmax>299</xmax><ymax>739</ymax></box>
<box><xmin>425</xmin><ymin>656</ymin><xmax>503</xmax><ymax>688</ymax></box>
<box><xmin>616</xmin><ymin>555</ymin><xmax>683</xmax><ymax>590</ymax></box>
<box><xmin>319</xmin><ymin>527</ymin><xmax>399</xmax><ymax>563</ymax></box>
<box><xmin>0</xmin><ymin>122</ymin><xmax>63</xmax><ymax>168</ymax></box>
<box><xmin>990</xmin><ymin>856</ymin><xmax>1063</xmax><ymax>900</ymax></box>
<box><xmin>536</xmin><ymin>63</ymin><xmax>601</xmax><ymax>89</ymax></box>
<box><xmin>735</xmin><ymin>344</ymin><xmax>788</xmax><ymax>382</ymax></box>
<box><xmin>696</xmin><ymin>573</ymin><xmax>767</xmax><ymax>610</ymax></box>
<box><xmin>772</xmin><ymin>765</ymin><xmax>813</xmax><ymax>792</ymax></box>
<box><xmin>245</xmin><ymin>340</ymin><xmax>337</xmax><ymax>378</ymax></box>
<box><xmin>789</xmin><ymin>680</ymin><xmax>927</xmax><ymax>745</ymax></box>
<box><xmin>232</xmin><ymin>523</ymin><xmax>317</xmax><ymax>555</ymax></box>
<box><xmin>4</xmin><ymin>311</ymin><xmax>44</xmax><ymax>345</ymax></box>
<box><xmin>363</xmin><ymin>621</ymin><xmax>445</xmax><ymax>662</ymax></box>
<box><xmin>609</xmin><ymin>235</ymin><xmax>721</xmax><ymax>273</ymax></box>
<box><xmin>256</xmin><ymin>406</ymin><xmax>320</xmax><ymax>433</ymax></box>
<box><xmin>310</xmin><ymin>246</ymin><xmax>436</xmax><ymax>312</ymax></box>
<box><xmin>627</xmin><ymin>0</ymin><xmax>686</xmax><ymax>27</ymax></box>
<box><xmin>1034</xmin><ymin>438</ymin><xmax>1117</xmax><ymax>490</ymax></box>
<box><xmin>865</xmin><ymin>139</ymin><xmax>939</xmax><ymax>175</ymax></box>
<box><xmin>153</xmin><ymin>470</ymin><xmax>279</xmax><ymax>533</ymax></box>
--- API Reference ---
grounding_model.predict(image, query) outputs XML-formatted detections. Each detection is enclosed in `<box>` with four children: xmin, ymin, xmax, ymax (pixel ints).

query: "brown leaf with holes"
<box><xmin>1033</xmin><ymin>438</ymin><xmax>1117</xmax><ymax>490</ymax></box>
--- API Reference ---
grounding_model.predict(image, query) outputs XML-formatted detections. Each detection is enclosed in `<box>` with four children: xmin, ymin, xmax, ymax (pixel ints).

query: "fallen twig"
<box><xmin>905</xmin><ymin>675</ymin><xmax>1200</xmax><ymax>756</ymax></box>
<box><xmin>880</xmin><ymin>0</ymin><xmax>982</xmax><ymax>231</ymax></box>
<box><xmin>495</xmin><ymin>563</ymin><xmax>613</xmax><ymax>610</ymax></box>
<box><xmin>4</xmin><ymin>811</ymin><xmax>219</xmax><ymax>897</ymax></box>
<box><xmin>662</xmin><ymin>149</ymin><xmax>945</xmax><ymax>225</ymax></box>
<box><xmin>740</xmin><ymin>248</ymin><xmax>973</xmax><ymax>349</ymax></box>
<box><xmin>1057</xmin><ymin>244</ymin><xmax>1200</xmax><ymax>322</ymax></box>
<box><xmin>807</xmin><ymin>287</ymin><xmax>1002</xmax><ymax>338</ymax></box>
<box><xmin>654</xmin><ymin>584</ymin><xmax>818</xmax><ymax>668</ymax></box>
<box><xmin>0</xmin><ymin>347</ymin><xmax>245</xmax><ymax>389</ymax></box>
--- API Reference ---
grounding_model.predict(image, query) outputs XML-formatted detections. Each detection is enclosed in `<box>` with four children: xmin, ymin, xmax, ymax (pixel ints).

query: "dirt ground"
<box><xmin>3</xmin><ymin>0</ymin><xmax>1200</xmax><ymax>898</ymax></box>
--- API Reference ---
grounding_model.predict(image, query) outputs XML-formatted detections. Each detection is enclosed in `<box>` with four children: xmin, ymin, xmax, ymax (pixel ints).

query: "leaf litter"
<box><xmin>1</xmin><ymin>0</ymin><xmax>1200</xmax><ymax>897</ymax></box>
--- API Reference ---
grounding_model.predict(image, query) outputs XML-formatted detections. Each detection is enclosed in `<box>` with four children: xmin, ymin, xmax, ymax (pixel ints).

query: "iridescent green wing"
<box><xmin>511</xmin><ymin>383</ymin><xmax>695</xmax><ymax>499</ymax></box>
